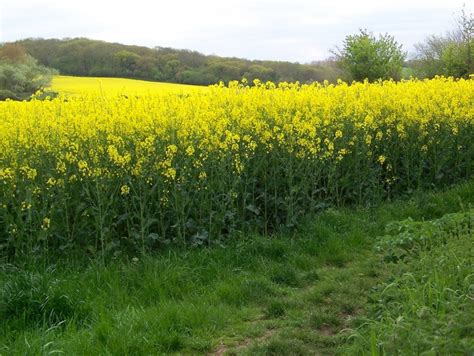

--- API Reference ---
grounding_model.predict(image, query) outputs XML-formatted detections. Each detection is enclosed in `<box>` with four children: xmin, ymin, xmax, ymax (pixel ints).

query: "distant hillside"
<box><xmin>14</xmin><ymin>38</ymin><xmax>342</xmax><ymax>85</ymax></box>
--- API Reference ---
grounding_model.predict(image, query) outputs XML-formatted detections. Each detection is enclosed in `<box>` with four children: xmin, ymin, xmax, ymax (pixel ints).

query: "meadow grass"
<box><xmin>1</xmin><ymin>180</ymin><xmax>472</xmax><ymax>354</ymax></box>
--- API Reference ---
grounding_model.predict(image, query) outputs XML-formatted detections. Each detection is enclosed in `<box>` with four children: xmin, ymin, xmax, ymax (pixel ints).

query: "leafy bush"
<box><xmin>0</xmin><ymin>89</ymin><xmax>20</xmax><ymax>101</ymax></box>
<box><xmin>375</xmin><ymin>209</ymin><xmax>474</xmax><ymax>262</ymax></box>
<box><xmin>0</xmin><ymin>44</ymin><xmax>57</xmax><ymax>100</ymax></box>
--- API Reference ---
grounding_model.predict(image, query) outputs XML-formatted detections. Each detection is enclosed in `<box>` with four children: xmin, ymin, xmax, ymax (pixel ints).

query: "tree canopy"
<box><xmin>334</xmin><ymin>29</ymin><xmax>406</xmax><ymax>81</ymax></box>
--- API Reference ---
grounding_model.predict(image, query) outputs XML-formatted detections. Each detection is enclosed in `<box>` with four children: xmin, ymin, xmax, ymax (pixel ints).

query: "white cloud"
<box><xmin>1</xmin><ymin>0</ymin><xmax>471</xmax><ymax>62</ymax></box>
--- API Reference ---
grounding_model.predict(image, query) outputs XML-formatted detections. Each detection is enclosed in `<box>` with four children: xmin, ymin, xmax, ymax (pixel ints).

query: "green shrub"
<box><xmin>375</xmin><ymin>209</ymin><xmax>474</xmax><ymax>262</ymax></box>
<box><xmin>0</xmin><ymin>49</ymin><xmax>57</xmax><ymax>100</ymax></box>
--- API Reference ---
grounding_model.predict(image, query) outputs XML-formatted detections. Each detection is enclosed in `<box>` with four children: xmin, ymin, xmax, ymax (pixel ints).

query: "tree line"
<box><xmin>12</xmin><ymin>38</ymin><xmax>343</xmax><ymax>85</ymax></box>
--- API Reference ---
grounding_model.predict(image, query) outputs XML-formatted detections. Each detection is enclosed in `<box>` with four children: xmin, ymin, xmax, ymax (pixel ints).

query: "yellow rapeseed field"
<box><xmin>0</xmin><ymin>76</ymin><xmax>473</xmax><ymax>255</ymax></box>
<box><xmin>50</xmin><ymin>75</ymin><xmax>205</xmax><ymax>96</ymax></box>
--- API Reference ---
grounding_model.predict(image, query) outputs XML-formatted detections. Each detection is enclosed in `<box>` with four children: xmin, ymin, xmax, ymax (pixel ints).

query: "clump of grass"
<box><xmin>269</xmin><ymin>265</ymin><xmax>301</xmax><ymax>287</ymax></box>
<box><xmin>246</xmin><ymin>338</ymin><xmax>308</xmax><ymax>355</ymax></box>
<box><xmin>302</xmin><ymin>270</ymin><xmax>320</xmax><ymax>283</ymax></box>
<box><xmin>309</xmin><ymin>310</ymin><xmax>341</xmax><ymax>329</ymax></box>
<box><xmin>216</xmin><ymin>278</ymin><xmax>277</xmax><ymax>306</ymax></box>
<box><xmin>0</xmin><ymin>267</ymin><xmax>89</xmax><ymax>328</ymax></box>
<box><xmin>265</xmin><ymin>300</ymin><xmax>286</xmax><ymax>318</ymax></box>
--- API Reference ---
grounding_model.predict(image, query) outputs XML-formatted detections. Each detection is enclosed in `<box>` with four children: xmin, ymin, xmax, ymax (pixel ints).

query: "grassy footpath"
<box><xmin>0</xmin><ymin>181</ymin><xmax>473</xmax><ymax>355</ymax></box>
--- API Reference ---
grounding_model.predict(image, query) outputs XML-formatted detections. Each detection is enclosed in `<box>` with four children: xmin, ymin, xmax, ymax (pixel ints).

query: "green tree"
<box><xmin>456</xmin><ymin>7</ymin><xmax>473</xmax><ymax>76</ymax></box>
<box><xmin>163</xmin><ymin>59</ymin><xmax>181</xmax><ymax>80</ymax></box>
<box><xmin>243</xmin><ymin>64</ymin><xmax>277</xmax><ymax>82</ymax></box>
<box><xmin>0</xmin><ymin>44</ymin><xmax>57</xmax><ymax>100</ymax></box>
<box><xmin>114</xmin><ymin>50</ymin><xmax>141</xmax><ymax>75</ymax></box>
<box><xmin>0</xmin><ymin>43</ymin><xmax>28</xmax><ymax>63</ymax></box>
<box><xmin>413</xmin><ymin>7</ymin><xmax>473</xmax><ymax>78</ymax></box>
<box><xmin>334</xmin><ymin>29</ymin><xmax>406</xmax><ymax>81</ymax></box>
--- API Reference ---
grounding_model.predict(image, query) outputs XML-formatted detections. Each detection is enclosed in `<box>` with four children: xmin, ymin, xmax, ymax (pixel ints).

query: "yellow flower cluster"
<box><xmin>0</xmin><ymin>76</ymin><xmax>472</xmax><ymax>252</ymax></box>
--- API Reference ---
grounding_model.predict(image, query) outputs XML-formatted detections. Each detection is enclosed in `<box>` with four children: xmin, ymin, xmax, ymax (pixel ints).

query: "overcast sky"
<box><xmin>1</xmin><ymin>0</ymin><xmax>471</xmax><ymax>63</ymax></box>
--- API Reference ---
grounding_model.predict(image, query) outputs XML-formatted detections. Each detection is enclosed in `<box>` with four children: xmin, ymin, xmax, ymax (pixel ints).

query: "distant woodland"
<box><xmin>14</xmin><ymin>38</ymin><xmax>344</xmax><ymax>85</ymax></box>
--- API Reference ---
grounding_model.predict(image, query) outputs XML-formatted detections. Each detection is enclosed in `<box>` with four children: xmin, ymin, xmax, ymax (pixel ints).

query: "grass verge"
<box><xmin>0</xmin><ymin>181</ymin><xmax>473</xmax><ymax>354</ymax></box>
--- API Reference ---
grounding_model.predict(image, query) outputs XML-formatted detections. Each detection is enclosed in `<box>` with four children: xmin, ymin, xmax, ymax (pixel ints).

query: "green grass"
<box><xmin>1</xmin><ymin>181</ymin><xmax>473</xmax><ymax>354</ymax></box>
<box><xmin>345</xmin><ymin>232</ymin><xmax>473</xmax><ymax>355</ymax></box>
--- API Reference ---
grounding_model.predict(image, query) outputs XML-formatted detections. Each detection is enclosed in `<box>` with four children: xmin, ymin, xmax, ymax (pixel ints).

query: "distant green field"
<box><xmin>50</xmin><ymin>75</ymin><xmax>206</xmax><ymax>95</ymax></box>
